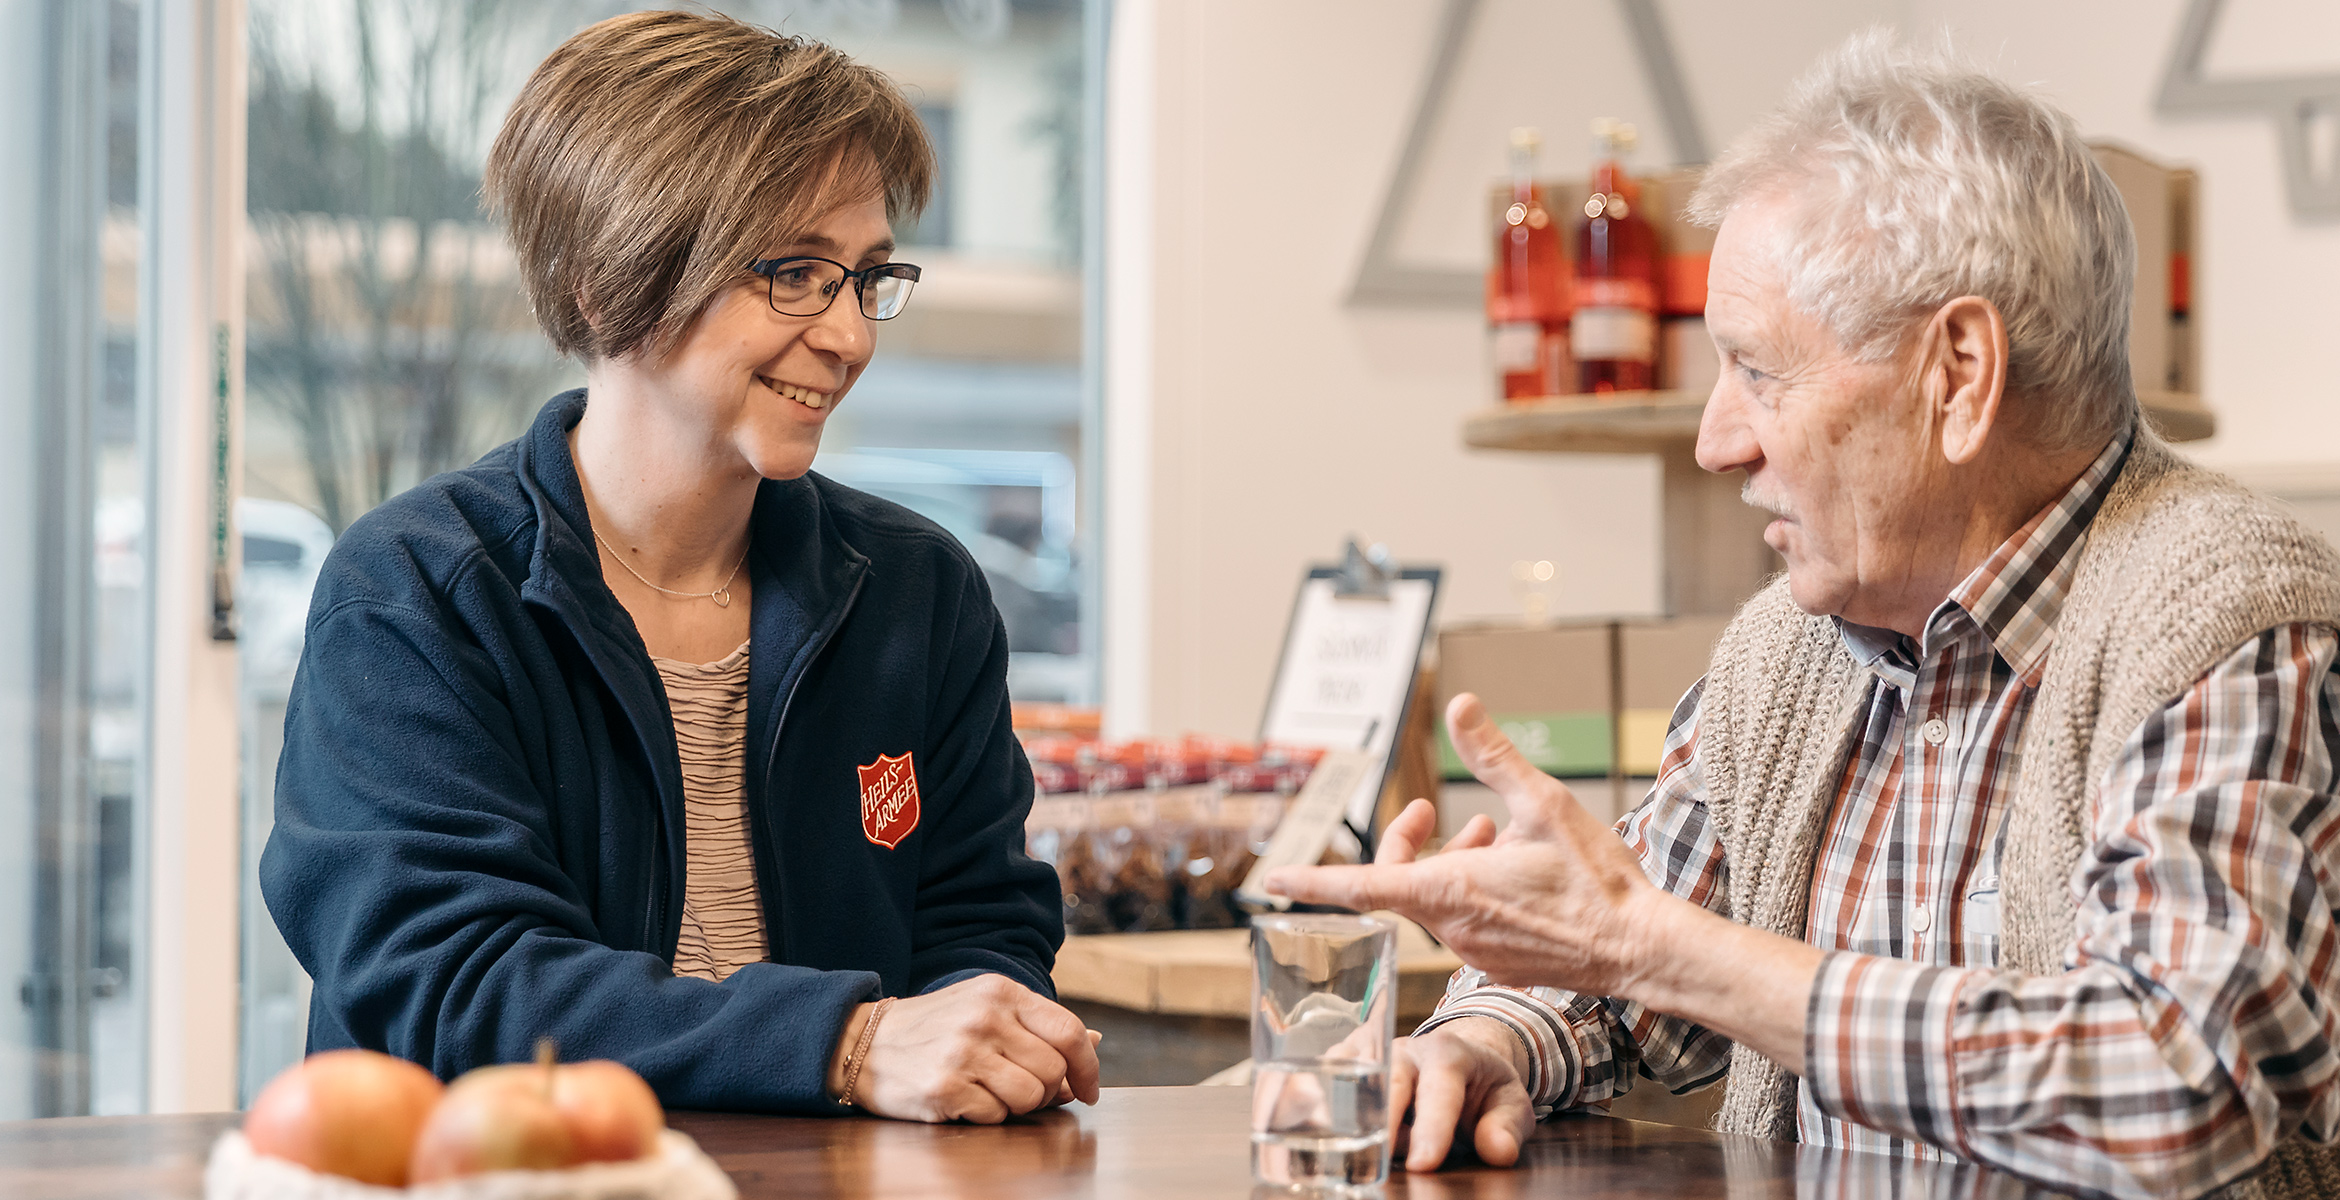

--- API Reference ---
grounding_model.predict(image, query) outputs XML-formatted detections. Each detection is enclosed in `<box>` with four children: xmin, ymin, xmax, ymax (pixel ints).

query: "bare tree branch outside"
<box><xmin>245</xmin><ymin>0</ymin><xmax>580</xmax><ymax>533</ymax></box>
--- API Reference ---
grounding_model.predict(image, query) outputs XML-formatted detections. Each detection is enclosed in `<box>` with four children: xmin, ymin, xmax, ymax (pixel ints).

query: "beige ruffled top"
<box><xmin>652</xmin><ymin>641</ymin><xmax>769</xmax><ymax>982</ymax></box>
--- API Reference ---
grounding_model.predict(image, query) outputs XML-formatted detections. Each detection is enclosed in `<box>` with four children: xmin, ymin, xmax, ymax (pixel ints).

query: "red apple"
<box><xmin>549</xmin><ymin>1060</ymin><xmax>665</xmax><ymax>1163</ymax></box>
<box><xmin>243</xmin><ymin>1048</ymin><xmax>444</xmax><ymax>1187</ymax></box>
<box><xmin>407</xmin><ymin>1063</ymin><xmax>577</xmax><ymax>1183</ymax></box>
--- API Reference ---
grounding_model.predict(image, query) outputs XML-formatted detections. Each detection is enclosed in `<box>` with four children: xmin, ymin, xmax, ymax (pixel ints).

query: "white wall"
<box><xmin>1904</xmin><ymin>0</ymin><xmax>2340</xmax><ymax>469</ymax></box>
<box><xmin>1123</xmin><ymin>1</ymin><xmax>1684</xmax><ymax>738</ymax></box>
<box><xmin>1109</xmin><ymin>0</ymin><xmax>2340</xmax><ymax>738</ymax></box>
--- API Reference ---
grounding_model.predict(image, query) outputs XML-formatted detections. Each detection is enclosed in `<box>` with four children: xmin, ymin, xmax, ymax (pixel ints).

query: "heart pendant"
<box><xmin>712</xmin><ymin>587</ymin><xmax>732</xmax><ymax>608</ymax></box>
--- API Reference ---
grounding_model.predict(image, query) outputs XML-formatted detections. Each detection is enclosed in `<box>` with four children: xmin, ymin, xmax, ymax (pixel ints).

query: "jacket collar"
<box><xmin>510</xmin><ymin>389</ymin><xmax>871</xmax><ymax>949</ymax></box>
<box><xmin>513</xmin><ymin>391</ymin><xmax>628</xmax><ymax>650</ymax></box>
<box><xmin>510</xmin><ymin>389</ymin><xmax>868</xmax><ymax>653</ymax></box>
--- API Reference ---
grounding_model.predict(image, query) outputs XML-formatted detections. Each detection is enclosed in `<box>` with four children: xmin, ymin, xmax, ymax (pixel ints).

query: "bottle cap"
<box><xmin>1510</xmin><ymin>126</ymin><xmax>1542</xmax><ymax>153</ymax></box>
<box><xmin>1589</xmin><ymin>118</ymin><xmax>1639</xmax><ymax>155</ymax></box>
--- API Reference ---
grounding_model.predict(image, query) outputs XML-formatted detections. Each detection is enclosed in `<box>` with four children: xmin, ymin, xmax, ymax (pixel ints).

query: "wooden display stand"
<box><xmin>1051</xmin><ymin>919</ymin><xmax>1463</xmax><ymax>1088</ymax></box>
<box><xmin>1464</xmin><ymin>389</ymin><xmax>2217</xmax><ymax>616</ymax></box>
<box><xmin>1053</xmin><ymin>920</ymin><xmax>1462</xmax><ymax>1025</ymax></box>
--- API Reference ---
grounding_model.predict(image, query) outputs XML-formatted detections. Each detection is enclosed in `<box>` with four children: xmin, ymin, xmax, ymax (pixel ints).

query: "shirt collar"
<box><xmin>1827</xmin><ymin>422</ymin><xmax>2132</xmax><ymax>690</ymax></box>
<box><xmin>1941</xmin><ymin>422</ymin><xmax>2134</xmax><ymax>684</ymax></box>
<box><xmin>1837</xmin><ymin>617</ymin><xmax>1919</xmax><ymax>692</ymax></box>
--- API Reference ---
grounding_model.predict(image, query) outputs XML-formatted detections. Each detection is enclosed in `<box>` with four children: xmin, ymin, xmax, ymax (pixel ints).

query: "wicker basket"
<box><xmin>204</xmin><ymin>1129</ymin><xmax>736</xmax><ymax>1200</ymax></box>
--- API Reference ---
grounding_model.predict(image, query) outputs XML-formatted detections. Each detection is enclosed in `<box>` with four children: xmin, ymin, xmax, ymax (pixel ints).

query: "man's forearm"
<box><xmin>1615</xmin><ymin>892</ymin><xmax>1825</xmax><ymax>1075</ymax></box>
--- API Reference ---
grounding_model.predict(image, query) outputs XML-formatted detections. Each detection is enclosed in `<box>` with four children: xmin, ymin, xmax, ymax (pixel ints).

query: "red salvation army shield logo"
<box><xmin>856</xmin><ymin>752</ymin><xmax>921</xmax><ymax>849</ymax></box>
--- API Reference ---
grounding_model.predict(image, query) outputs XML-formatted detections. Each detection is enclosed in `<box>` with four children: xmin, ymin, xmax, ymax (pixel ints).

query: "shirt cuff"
<box><xmin>1801</xmin><ymin>950</ymin><xmax>1978</xmax><ymax>1155</ymax></box>
<box><xmin>1414</xmin><ymin>986</ymin><xmax>1591</xmax><ymax>1112</ymax></box>
<box><xmin>918</xmin><ymin>967</ymin><xmax>994</xmax><ymax>993</ymax></box>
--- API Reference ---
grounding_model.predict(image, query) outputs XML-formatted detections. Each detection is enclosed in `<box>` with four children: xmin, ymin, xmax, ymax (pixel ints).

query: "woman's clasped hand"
<box><xmin>831</xmin><ymin>975</ymin><xmax>1103</xmax><ymax>1123</ymax></box>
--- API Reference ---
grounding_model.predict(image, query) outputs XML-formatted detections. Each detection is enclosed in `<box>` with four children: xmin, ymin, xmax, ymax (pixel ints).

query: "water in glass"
<box><xmin>1251</xmin><ymin>1057</ymin><xmax>1390</xmax><ymax>1188</ymax></box>
<box><xmin>1250</xmin><ymin>913</ymin><xmax>1397</xmax><ymax>1192</ymax></box>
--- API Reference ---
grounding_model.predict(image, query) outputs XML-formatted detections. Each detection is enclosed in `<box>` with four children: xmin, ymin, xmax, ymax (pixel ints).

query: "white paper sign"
<box><xmin>1260</xmin><ymin>575</ymin><xmax>1437</xmax><ymax>829</ymax></box>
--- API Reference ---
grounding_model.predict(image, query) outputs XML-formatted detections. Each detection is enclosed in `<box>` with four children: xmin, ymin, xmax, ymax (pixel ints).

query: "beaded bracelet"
<box><xmin>839</xmin><ymin>996</ymin><xmax>895</xmax><ymax>1108</ymax></box>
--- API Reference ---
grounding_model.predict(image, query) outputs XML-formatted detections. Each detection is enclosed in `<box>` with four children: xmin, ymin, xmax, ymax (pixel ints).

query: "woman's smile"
<box><xmin>756</xmin><ymin>374</ymin><xmax>833</xmax><ymax>412</ymax></box>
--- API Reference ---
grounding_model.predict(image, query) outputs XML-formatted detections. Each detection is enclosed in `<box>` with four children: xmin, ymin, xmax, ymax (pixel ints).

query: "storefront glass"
<box><xmin>237</xmin><ymin>0</ymin><xmax>1099</xmax><ymax>1101</ymax></box>
<box><xmin>0</xmin><ymin>0</ymin><xmax>154</xmax><ymax>1119</ymax></box>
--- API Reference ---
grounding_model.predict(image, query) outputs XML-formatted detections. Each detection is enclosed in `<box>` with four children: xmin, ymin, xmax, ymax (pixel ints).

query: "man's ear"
<box><xmin>1926</xmin><ymin>295</ymin><xmax>2010</xmax><ymax>466</ymax></box>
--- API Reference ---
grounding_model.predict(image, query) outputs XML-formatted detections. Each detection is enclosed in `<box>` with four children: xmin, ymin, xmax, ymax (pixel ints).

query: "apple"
<box><xmin>408</xmin><ymin>1063</ymin><xmax>577</xmax><ymax>1183</ymax></box>
<box><xmin>243</xmin><ymin>1048</ymin><xmax>445</xmax><ymax>1187</ymax></box>
<box><xmin>407</xmin><ymin>1052</ymin><xmax>665</xmax><ymax>1182</ymax></box>
<box><xmin>549</xmin><ymin>1060</ymin><xmax>665</xmax><ymax>1164</ymax></box>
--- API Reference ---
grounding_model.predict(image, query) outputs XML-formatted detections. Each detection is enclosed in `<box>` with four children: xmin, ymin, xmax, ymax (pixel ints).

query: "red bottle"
<box><xmin>1571</xmin><ymin>120</ymin><xmax>1659</xmax><ymax>394</ymax></box>
<box><xmin>1486</xmin><ymin>127</ymin><xmax>1570</xmax><ymax>401</ymax></box>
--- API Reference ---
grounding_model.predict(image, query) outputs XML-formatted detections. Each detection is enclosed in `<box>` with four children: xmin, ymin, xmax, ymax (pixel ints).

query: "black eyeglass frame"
<box><xmin>745</xmin><ymin>255</ymin><xmax>922</xmax><ymax>320</ymax></box>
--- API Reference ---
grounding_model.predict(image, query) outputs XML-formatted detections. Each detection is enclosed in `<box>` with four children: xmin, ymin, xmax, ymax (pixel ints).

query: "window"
<box><xmin>801</xmin><ymin>1</ymin><xmax>1096</xmax><ymax>700</ymax></box>
<box><xmin>0</xmin><ymin>0</ymin><xmax>153</xmax><ymax>1118</ymax></box>
<box><xmin>236</xmin><ymin>0</ymin><xmax>1101</xmax><ymax>1099</ymax></box>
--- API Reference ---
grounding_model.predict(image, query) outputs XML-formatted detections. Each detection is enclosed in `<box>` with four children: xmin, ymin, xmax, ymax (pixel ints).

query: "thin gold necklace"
<box><xmin>592</xmin><ymin>529</ymin><xmax>750</xmax><ymax>608</ymax></box>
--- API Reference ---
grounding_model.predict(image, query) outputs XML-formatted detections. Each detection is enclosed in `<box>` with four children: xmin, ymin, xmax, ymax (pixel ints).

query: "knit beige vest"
<box><xmin>1696</xmin><ymin>430</ymin><xmax>2340</xmax><ymax>1198</ymax></box>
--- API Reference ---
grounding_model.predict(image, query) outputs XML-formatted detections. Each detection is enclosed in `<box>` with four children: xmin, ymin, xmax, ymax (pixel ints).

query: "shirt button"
<box><xmin>1912</xmin><ymin>903</ymin><xmax>1932</xmax><ymax>934</ymax></box>
<box><xmin>1921</xmin><ymin>717</ymin><xmax>1949</xmax><ymax>746</ymax></box>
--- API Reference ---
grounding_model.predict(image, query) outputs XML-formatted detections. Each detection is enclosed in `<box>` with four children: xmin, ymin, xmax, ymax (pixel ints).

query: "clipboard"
<box><xmin>1245</xmin><ymin>544</ymin><xmax>1441</xmax><ymax>897</ymax></box>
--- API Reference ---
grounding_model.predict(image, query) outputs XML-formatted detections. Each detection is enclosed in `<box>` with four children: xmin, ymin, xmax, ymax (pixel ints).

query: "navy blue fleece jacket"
<box><xmin>259</xmin><ymin>390</ymin><xmax>1061</xmax><ymax>1113</ymax></box>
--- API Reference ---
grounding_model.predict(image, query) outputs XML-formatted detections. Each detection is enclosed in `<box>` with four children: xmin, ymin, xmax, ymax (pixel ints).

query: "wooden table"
<box><xmin>0</xmin><ymin>1085</ymin><xmax>2063</xmax><ymax>1198</ymax></box>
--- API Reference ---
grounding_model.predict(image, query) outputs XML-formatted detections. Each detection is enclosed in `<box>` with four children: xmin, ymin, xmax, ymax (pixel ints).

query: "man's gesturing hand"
<box><xmin>1272</xmin><ymin>691</ymin><xmax>1827</xmax><ymax>1085</ymax></box>
<box><xmin>828</xmin><ymin>973</ymin><xmax>1102</xmax><ymax>1123</ymax></box>
<box><xmin>1264</xmin><ymin>693</ymin><xmax>1666</xmax><ymax>998</ymax></box>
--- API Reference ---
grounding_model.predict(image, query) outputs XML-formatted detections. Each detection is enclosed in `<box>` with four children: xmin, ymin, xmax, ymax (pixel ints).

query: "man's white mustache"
<box><xmin>1740</xmin><ymin>480</ymin><xmax>1794</xmax><ymax>521</ymax></box>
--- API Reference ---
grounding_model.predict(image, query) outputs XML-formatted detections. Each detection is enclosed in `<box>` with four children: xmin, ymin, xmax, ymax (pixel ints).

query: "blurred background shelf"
<box><xmin>1461</xmin><ymin>389</ymin><xmax>2215</xmax><ymax>615</ymax></box>
<box><xmin>1464</xmin><ymin>388</ymin><xmax>2216</xmax><ymax>455</ymax></box>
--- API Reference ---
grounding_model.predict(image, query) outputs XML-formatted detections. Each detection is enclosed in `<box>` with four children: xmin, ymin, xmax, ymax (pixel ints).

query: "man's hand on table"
<box><xmin>1391</xmin><ymin>1020</ymin><xmax>1537</xmax><ymax>1172</ymax></box>
<box><xmin>827</xmin><ymin>973</ymin><xmax>1103</xmax><ymax>1123</ymax></box>
<box><xmin>1349</xmin><ymin>783</ymin><xmax>1534</xmax><ymax>1172</ymax></box>
<box><xmin>1264</xmin><ymin>693</ymin><xmax>1825</xmax><ymax>1136</ymax></box>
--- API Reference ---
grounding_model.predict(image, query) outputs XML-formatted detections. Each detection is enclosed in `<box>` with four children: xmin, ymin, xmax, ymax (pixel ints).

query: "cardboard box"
<box><xmin>2089</xmin><ymin>142</ymin><xmax>2201</xmax><ymax>406</ymax></box>
<box><xmin>2090</xmin><ymin>143</ymin><xmax>2172</xmax><ymax>406</ymax></box>
<box><xmin>1642</xmin><ymin>166</ymin><xmax>1715</xmax><ymax>317</ymax></box>
<box><xmin>1617</xmin><ymin>615</ymin><xmax>1732</xmax><ymax>776</ymax></box>
<box><xmin>1433</xmin><ymin>620</ymin><xmax>1614</xmax><ymax>779</ymax></box>
<box><xmin>2168</xmin><ymin>167</ymin><xmax>2199</xmax><ymax>395</ymax></box>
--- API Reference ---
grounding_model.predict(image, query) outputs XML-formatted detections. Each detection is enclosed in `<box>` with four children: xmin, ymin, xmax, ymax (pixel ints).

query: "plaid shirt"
<box><xmin>1420</xmin><ymin>429</ymin><xmax>2340</xmax><ymax>1199</ymax></box>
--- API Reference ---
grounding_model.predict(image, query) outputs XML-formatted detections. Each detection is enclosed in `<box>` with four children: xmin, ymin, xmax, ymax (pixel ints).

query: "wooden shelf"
<box><xmin>1464</xmin><ymin>389</ymin><xmax>2216</xmax><ymax>455</ymax></box>
<box><xmin>1463</xmin><ymin>390</ymin><xmax>1707</xmax><ymax>454</ymax></box>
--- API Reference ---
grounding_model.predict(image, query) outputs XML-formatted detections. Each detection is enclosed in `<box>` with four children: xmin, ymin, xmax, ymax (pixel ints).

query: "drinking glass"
<box><xmin>1250</xmin><ymin>913</ymin><xmax>1397</xmax><ymax>1193</ymax></box>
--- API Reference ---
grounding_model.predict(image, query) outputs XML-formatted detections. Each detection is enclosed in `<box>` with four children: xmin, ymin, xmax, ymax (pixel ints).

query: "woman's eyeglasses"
<box><xmin>746</xmin><ymin>256</ymin><xmax>921</xmax><ymax>320</ymax></box>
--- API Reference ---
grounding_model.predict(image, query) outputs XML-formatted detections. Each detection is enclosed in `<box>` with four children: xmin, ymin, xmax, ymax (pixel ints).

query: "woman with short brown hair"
<box><xmin>262</xmin><ymin>10</ymin><xmax>1096</xmax><ymax>1122</ymax></box>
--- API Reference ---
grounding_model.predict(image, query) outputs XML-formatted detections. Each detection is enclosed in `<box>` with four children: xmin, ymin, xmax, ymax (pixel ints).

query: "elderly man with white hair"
<box><xmin>1268</xmin><ymin>35</ymin><xmax>2340</xmax><ymax>1200</ymax></box>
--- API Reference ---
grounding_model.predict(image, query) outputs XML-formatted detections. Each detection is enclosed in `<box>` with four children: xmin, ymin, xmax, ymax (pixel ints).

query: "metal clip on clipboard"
<box><xmin>1238</xmin><ymin>539</ymin><xmax>1441</xmax><ymax>911</ymax></box>
<box><xmin>1331</xmin><ymin>538</ymin><xmax>1395</xmax><ymax>600</ymax></box>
